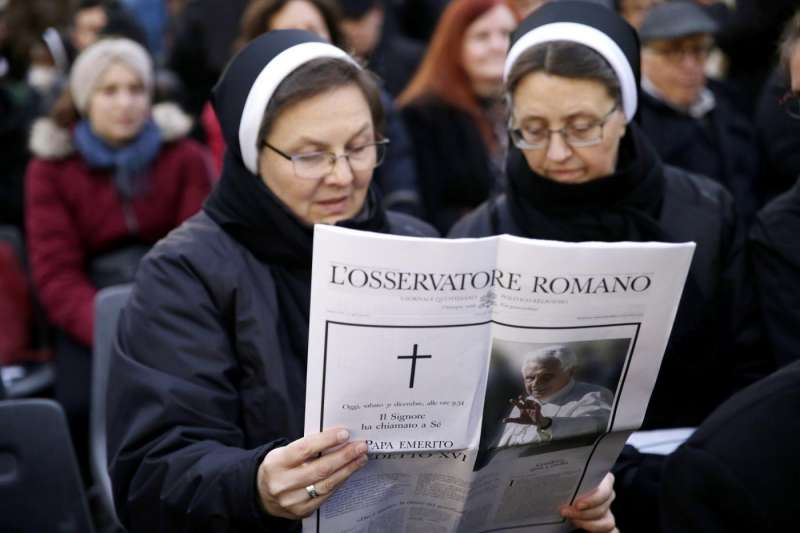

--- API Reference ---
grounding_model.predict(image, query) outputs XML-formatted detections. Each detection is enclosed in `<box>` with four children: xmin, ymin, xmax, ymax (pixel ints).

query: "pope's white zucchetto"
<box><xmin>69</xmin><ymin>37</ymin><xmax>153</xmax><ymax>115</ymax></box>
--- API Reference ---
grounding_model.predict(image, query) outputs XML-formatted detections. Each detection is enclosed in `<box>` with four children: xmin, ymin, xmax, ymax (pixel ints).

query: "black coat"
<box><xmin>755</xmin><ymin>69</ymin><xmax>800</xmax><ymax>200</ymax></box>
<box><xmin>660</xmin><ymin>360</ymin><xmax>800</xmax><ymax>533</ymax></box>
<box><xmin>167</xmin><ymin>0</ymin><xmax>249</xmax><ymax>116</ymax></box>
<box><xmin>750</xmin><ymin>180</ymin><xmax>800</xmax><ymax>368</ymax></box>
<box><xmin>368</xmin><ymin>24</ymin><xmax>423</xmax><ymax>99</ymax></box>
<box><xmin>638</xmin><ymin>85</ymin><xmax>761</xmax><ymax>224</ymax></box>
<box><xmin>402</xmin><ymin>96</ymin><xmax>497</xmax><ymax>233</ymax></box>
<box><xmin>107</xmin><ymin>211</ymin><xmax>436</xmax><ymax>532</ymax></box>
<box><xmin>450</xmin><ymin>139</ymin><xmax>769</xmax><ymax>428</ymax></box>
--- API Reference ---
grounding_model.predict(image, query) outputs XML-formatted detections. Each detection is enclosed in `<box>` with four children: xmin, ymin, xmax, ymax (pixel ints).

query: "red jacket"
<box><xmin>25</xmin><ymin>104</ymin><xmax>213</xmax><ymax>346</ymax></box>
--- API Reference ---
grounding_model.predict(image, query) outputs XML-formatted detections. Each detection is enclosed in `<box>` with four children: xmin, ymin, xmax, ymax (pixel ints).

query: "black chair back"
<box><xmin>0</xmin><ymin>399</ymin><xmax>94</xmax><ymax>532</ymax></box>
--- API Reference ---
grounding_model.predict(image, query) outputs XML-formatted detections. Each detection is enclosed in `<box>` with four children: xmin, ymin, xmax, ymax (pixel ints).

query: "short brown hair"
<box><xmin>257</xmin><ymin>57</ymin><xmax>384</xmax><ymax>146</ymax></box>
<box><xmin>234</xmin><ymin>0</ymin><xmax>344</xmax><ymax>53</ymax></box>
<box><xmin>506</xmin><ymin>41</ymin><xmax>622</xmax><ymax>105</ymax></box>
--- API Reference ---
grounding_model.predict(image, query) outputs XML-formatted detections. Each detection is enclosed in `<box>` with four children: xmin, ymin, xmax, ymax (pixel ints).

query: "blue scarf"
<box><xmin>74</xmin><ymin>119</ymin><xmax>163</xmax><ymax>200</ymax></box>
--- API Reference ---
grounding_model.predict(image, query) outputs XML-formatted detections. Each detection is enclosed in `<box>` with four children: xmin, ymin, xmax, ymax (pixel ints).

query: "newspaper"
<box><xmin>304</xmin><ymin>226</ymin><xmax>694</xmax><ymax>533</ymax></box>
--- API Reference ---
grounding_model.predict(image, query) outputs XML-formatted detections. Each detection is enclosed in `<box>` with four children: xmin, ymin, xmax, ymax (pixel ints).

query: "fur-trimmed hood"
<box><xmin>29</xmin><ymin>102</ymin><xmax>194</xmax><ymax>160</ymax></box>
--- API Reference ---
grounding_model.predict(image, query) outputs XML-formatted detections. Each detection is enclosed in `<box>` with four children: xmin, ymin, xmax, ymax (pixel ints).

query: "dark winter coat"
<box><xmin>638</xmin><ymin>84</ymin><xmax>761</xmax><ymax>224</ymax></box>
<box><xmin>660</xmin><ymin>360</ymin><xmax>800</xmax><ymax>533</ymax></box>
<box><xmin>450</xmin><ymin>126</ymin><xmax>770</xmax><ymax>429</ymax></box>
<box><xmin>402</xmin><ymin>95</ymin><xmax>498</xmax><ymax>233</ymax></box>
<box><xmin>24</xmin><ymin>103</ymin><xmax>213</xmax><ymax>346</ymax></box>
<box><xmin>749</xmin><ymin>180</ymin><xmax>800</xmax><ymax>368</ymax></box>
<box><xmin>107</xmin><ymin>210</ymin><xmax>435</xmax><ymax>532</ymax></box>
<box><xmin>367</xmin><ymin>21</ymin><xmax>424</xmax><ymax>98</ymax></box>
<box><xmin>755</xmin><ymin>69</ymin><xmax>800</xmax><ymax>200</ymax></box>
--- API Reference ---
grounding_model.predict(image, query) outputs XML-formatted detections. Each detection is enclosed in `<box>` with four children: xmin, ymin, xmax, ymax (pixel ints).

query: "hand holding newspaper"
<box><xmin>304</xmin><ymin>226</ymin><xmax>694</xmax><ymax>533</ymax></box>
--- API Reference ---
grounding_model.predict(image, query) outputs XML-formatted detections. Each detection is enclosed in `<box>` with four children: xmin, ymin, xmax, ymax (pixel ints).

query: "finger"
<box><xmin>569</xmin><ymin>514</ymin><xmax>617</xmax><ymax>533</ymax></box>
<box><xmin>287</xmin><ymin>440</ymin><xmax>368</xmax><ymax>490</ymax></box>
<box><xmin>573</xmin><ymin>473</ymin><xmax>615</xmax><ymax>510</ymax></box>
<box><xmin>277</xmin><ymin>428</ymin><xmax>352</xmax><ymax>467</ymax></box>
<box><xmin>290</xmin><ymin>453</ymin><xmax>369</xmax><ymax>516</ymax></box>
<box><xmin>561</xmin><ymin>490</ymin><xmax>615</xmax><ymax>521</ymax></box>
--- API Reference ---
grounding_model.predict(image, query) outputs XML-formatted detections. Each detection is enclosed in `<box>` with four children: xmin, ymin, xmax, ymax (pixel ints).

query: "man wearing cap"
<box><xmin>638</xmin><ymin>0</ymin><xmax>761</xmax><ymax>223</ymax></box>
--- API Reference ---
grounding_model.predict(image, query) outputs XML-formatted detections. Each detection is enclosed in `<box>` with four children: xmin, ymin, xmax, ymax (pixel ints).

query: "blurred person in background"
<box><xmin>614</xmin><ymin>0</ymin><xmax>662</xmax><ymax>30</ymax></box>
<box><xmin>0</xmin><ymin>0</ymin><xmax>73</xmax><ymax>81</ymax></box>
<box><xmin>167</xmin><ymin>0</ymin><xmax>249</xmax><ymax>116</ymax></box>
<box><xmin>398</xmin><ymin>0</ymin><xmax>519</xmax><ymax>233</ymax></box>
<box><xmin>120</xmin><ymin>0</ymin><xmax>168</xmax><ymax>60</ymax></box>
<box><xmin>235</xmin><ymin>0</ymin><xmax>344</xmax><ymax>48</ymax></box>
<box><xmin>26</xmin><ymin>28</ymin><xmax>76</xmax><ymax>115</ymax></box>
<box><xmin>24</xmin><ymin>37</ymin><xmax>212</xmax><ymax>478</ymax></box>
<box><xmin>338</xmin><ymin>0</ymin><xmax>423</xmax><ymax>97</ymax></box>
<box><xmin>703</xmin><ymin>0</ymin><xmax>798</xmax><ymax>116</ymax></box>
<box><xmin>755</xmin><ymin>66</ymin><xmax>800</xmax><ymax>200</ymax></box>
<box><xmin>72</xmin><ymin>0</ymin><xmax>110</xmax><ymax>51</ymax></box>
<box><xmin>638</xmin><ymin>1</ymin><xmax>761</xmax><ymax>224</ymax></box>
<box><xmin>750</xmin><ymin>10</ymin><xmax>800</xmax><ymax>370</ymax></box>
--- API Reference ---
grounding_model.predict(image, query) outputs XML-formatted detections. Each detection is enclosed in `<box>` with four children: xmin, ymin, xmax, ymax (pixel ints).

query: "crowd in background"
<box><xmin>1</xmin><ymin>0</ymin><xmax>800</xmax><ymax>531</ymax></box>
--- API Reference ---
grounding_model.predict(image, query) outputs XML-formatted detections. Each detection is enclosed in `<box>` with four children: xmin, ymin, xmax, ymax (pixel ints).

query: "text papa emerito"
<box><xmin>329</xmin><ymin>265</ymin><xmax>653</xmax><ymax>295</ymax></box>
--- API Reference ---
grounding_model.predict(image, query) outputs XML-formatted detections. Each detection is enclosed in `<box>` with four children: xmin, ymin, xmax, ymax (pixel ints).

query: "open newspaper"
<box><xmin>304</xmin><ymin>226</ymin><xmax>695</xmax><ymax>533</ymax></box>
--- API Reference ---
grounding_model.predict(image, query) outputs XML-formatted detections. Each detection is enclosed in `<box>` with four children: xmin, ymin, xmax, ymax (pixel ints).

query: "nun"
<box><xmin>106</xmin><ymin>30</ymin><xmax>618</xmax><ymax>533</ymax></box>
<box><xmin>450</xmin><ymin>1</ymin><xmax>771</xmax><ymax>429</ymax></box>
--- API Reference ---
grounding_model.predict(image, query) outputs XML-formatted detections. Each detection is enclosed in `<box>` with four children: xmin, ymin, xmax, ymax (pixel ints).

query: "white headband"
<box><xmin>238</xmin><ymin>41</ymin><xmax>358</xmax><ymax>174</ymax></box>
<box><xmin>504</xmin><ymin>22</ymin><xmax>638</xmax><ymax>122</ymax></box>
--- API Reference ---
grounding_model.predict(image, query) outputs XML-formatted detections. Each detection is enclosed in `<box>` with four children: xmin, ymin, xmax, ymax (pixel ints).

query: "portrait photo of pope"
<box><xmin>478</xmin><ymin>337</ymin><xmax>630</xmax><ymax>463</ymax></box>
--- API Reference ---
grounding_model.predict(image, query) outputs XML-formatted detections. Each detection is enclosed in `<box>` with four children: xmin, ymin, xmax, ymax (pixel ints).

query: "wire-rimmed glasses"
<box><xmin>509</xmin><ymin>104</ymin><xmax>619</xmax><ymax>150</ymax></box>
<box><xmin>264</xmin><ymin>139</ymin><xmax>390</xmax><ymax>180</ymax></box>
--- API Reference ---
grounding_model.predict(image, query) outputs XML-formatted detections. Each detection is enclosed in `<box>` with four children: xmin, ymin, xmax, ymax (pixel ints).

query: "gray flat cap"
<box><xmin>639</xmin><ymin>1</ymin><xmax>718</xmax><ymax>43</ymax></box>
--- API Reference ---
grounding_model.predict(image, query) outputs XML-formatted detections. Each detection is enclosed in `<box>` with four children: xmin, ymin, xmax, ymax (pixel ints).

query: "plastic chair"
<box><xmin>0</xmin><ymin>399</ymin><xmax>94</xmax><ymax>532</ymax></box>
<box><xmin>91</xmin><ymin>284</ymin><xmax>133</xmax><ymax>532</ymax></box>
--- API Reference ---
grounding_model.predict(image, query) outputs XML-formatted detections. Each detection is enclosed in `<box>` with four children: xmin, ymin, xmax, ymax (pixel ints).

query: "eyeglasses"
<box><xmin>647</xmin><ymin>43</ymin><xmax>713</xmax><ymax>63</ymax></box>
<box><xmin>264</xmin><ymin>139</ymin><xmax>390</xmax><ymax>180</ymax></box>
<box><xmin>779</xmin><ymin>91</ymin><xmax>800</xmax><ymax>120</ymax></box>
<box><xmin>509</xmin><ymin>104</ymin><xmax>619</xmax><ymax>151</ymax></box>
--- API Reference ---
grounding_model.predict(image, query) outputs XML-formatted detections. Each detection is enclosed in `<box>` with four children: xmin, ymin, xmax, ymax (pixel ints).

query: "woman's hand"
<box><xmin>560</xmin><ymin>472</ymin><xmax>618</xmax><ymax>533</ymax></box>
<box><xmin>257</xmin><ymin>428</ymin><xmax>368</xmax><ymax>520</ymax></box>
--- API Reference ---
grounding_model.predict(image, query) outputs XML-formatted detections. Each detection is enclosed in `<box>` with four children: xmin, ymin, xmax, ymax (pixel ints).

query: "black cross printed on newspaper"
<box><xmin>397</xmin><ymin>344</ymin><xmax>432</xmax><ymax>388</ymax></box>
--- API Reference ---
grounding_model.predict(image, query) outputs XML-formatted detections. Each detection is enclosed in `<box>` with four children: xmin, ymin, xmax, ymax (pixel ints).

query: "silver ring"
<box><xmin>305</xmin><ymin>484</ymin><xmax>319</xmax><ymax>499</ymax></box>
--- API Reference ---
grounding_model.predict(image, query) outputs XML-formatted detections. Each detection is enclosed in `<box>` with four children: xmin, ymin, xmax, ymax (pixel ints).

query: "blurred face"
<box><xmin>88</xmin><ymin>62</ymin><xmax>150</xmax><ymax>147</ymax></box>
<box><xmin>511</xmin><ymin>72</ymin><xmax>626</xmax><ymax>184</ymax></box>
<box><xmin>523</xmin><ymin>358</ymin><xmax>573</xmax><ymax>400</ymax></box>
<box><xmin>340</xmin><ymin>6</ymin><xmax>383</xmax><ymax>57</ymax></box>
<box><xmin>258</xmin><ymin>84</ymin><xmax>374</xmax><ymax>225</ymax></box>
<box><xmin>619</xmin><ymin>0</ymin><xmax>663</xmax><ymax>29</ymax></box>
<box><xmin>73</xmin><ymin>6</ymin><xmax>107</xmax><ymax>50</ymax></box>
<box><xmin>269</xmin><ymin>0</ymin><xmax>331</xmax><ymax>42</ymax></box>
<box><xmin>461</xmin><ymin>4</ymin><xmax>516</xmax><ymax>98</ymax></box>
<box><xmin>790</xmin><ymin>45</ymin><xmax>800</xmax><ymax>94</ymax></box>
<box><xmin>642</xmin><ymin>34</ymin><xmax>712</xmax><ymax>109</ymax></box>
